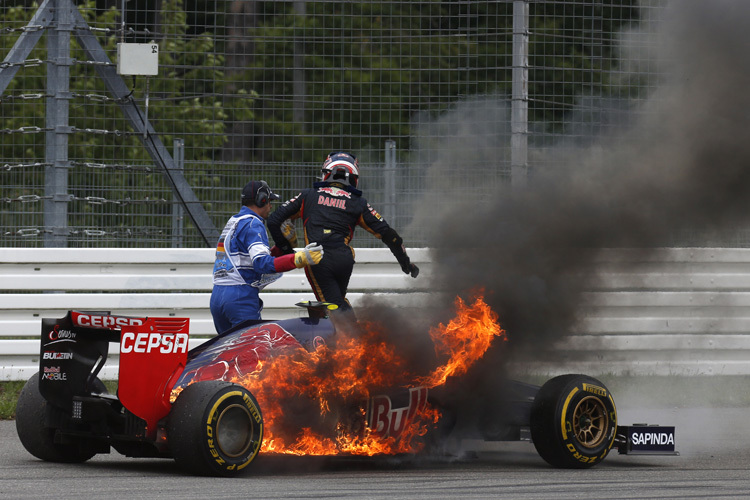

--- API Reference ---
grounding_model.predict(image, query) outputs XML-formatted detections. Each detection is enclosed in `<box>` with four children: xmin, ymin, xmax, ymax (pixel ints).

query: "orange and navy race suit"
<box><xmin>267</xmin><ymin>181</ymin><xmax>411</xmax><ymax>311</ymax></box>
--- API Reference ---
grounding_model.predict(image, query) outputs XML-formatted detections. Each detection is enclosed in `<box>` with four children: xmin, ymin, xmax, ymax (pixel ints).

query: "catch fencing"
<box><xmin>1</xmin><ymin>0</ymin><xmax>666</xmax><ymax>248</ymax></box>
<box><xmin>4</xmin><ymin>247</ymin><xmax>750</xmax><ymax>381</ymax></box>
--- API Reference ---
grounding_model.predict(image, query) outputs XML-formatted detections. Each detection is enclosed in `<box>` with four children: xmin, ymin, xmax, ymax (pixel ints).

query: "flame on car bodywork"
<box><xmin>175</xmin><ymin>293</ymin><xmax>506</xmax><ymax>456</ymax></box>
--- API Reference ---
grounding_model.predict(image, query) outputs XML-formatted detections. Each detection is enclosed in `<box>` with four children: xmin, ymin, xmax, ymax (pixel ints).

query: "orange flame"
<box><xmin>418</xmin><ymin>293</ymin><xmax>506</xmax><ymax>388</ymax></box>
<box><xmin>225</xmin><ymin>292</ymin><xmax>504</xmax><ymax>456</ymax></box>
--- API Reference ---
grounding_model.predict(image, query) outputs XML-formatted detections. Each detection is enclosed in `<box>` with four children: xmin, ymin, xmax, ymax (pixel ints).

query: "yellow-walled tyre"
<box><xmin>168</xmin><ymin>381</ymin><xmax>263</xmax><ymax>477</ymax></box>
<box><xmin>530</xmin><ymin>374</ymin><xmax>617</xmax><ymax>469</ymax></box>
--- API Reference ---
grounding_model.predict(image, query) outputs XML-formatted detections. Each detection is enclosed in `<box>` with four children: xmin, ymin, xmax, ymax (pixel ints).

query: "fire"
<box><xmin>224</xmin><ymin>292</ymin><xmax>505</xmax><ymax>456</ymax></box>
<box><xmin>418</xmin><ymin>293</ymin><xmax>506</xmax><ymax>388</ymax></box>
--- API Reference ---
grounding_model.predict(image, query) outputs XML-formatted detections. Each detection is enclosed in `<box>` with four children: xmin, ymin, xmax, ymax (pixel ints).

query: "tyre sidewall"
<box><xmin>15</xmin><ymin>372</ymin><xmax>98</xmax><ymax>463</ymax></box>
<box><xmin>169</xmin><ymin>382</ymin><xmax>263</xmax><ymax>476</ymax></box>
<box><xmin>557</xmin><ymin>377</ymin><xmax>616</xmax><ymax>466</ymax></box>
<box><xmin>205</xmin><ymin>387</ymin><xmax>263</xmax><ymax>473</ymax></box>
<box><xmin>531</xmin><ymin>374</ymin><xmax>617</xmax><ymax>468</ymax></box>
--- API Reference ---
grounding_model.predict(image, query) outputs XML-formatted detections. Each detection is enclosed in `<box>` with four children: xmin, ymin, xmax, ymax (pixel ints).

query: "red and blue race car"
<box><xmin>15</xmin><ymin>301</ymin><xmax>676</xmax><ymax>476</ymax></box>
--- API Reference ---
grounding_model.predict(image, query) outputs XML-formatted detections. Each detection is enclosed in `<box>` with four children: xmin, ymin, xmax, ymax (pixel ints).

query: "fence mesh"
<box><xmin>5</xmin><ymin>0</ymin><xmax>735</xmax><ymax>249</ymax></box>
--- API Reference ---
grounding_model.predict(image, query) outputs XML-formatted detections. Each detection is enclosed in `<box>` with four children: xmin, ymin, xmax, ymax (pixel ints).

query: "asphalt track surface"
<box><xmin>3</xmin><ymin>406</ymin><xmax>750</xmax><ymax>500</ymax></box>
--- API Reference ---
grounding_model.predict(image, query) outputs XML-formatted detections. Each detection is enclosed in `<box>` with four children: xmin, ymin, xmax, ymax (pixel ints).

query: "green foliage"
<box><xmin>242</xmin><ymin>1</ymin><xmax>638</xmax><ymax>163</ymax></box>
<box><xmin>1</xmin><ymin>0</ymin><xmax>255</xmax><ymax>243</ymax></box>
<box><xmin>528</xmin><ymin>0</ymin><xmax>640</xmax><ymax>128</ymax></box>
<box><xmin>246</xmin><ymin>1</ymin><xmax>515</xmax><ymax>164</ymax></box>
<box><xmin>1</xmin><ymin>0</ymin><xmax>642</xmax><ymax>245</ymax></box>
<box><xmin>0</xmin><ymin>381</ymin><xmax>24</xmax><ymax>419</ymax></box>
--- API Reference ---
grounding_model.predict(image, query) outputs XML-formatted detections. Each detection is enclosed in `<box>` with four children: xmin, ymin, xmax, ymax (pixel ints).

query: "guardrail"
<box><xmin>4</xmin><ymin>247</ymin><xmax>750</xmax><ymax>380</ymax></box>
<box><xmin>0</xmin><ymin>247</ymin><xmax>431</xmax><ymax>380</ymax></box>
<box><xmin>520</xmin><ymin>248</ymin><xmax>750</xmax><ymax>377</ymax></box>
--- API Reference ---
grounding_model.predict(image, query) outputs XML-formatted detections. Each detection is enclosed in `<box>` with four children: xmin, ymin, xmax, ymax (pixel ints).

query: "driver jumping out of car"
<box><xmin>210</xmin><ymin>180</ymin><xmax>324</xmax><ymax>333</ymax></box>
<box><xmin>267</xmin><ymin>151</ymin><xmax>419</xmax><ymax>316</ymax></box>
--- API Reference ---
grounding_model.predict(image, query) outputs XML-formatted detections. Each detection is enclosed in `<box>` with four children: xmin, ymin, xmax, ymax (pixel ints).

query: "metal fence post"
<box><xmin>511</xmin><ymin>0</ymin><xmax>529</xmax><ymax>188</ymax></box>
<box><xmin>44</xmin><ymin>0</ymin><xmax>72</xmax><ymax>247</ymax></box>
<box><xmin>293</xmin><ymin>1</ymin><xmax>306</xmax><ymax>128</ymax></box>
<box><xmin>383</xmin><ymin>140</ymin><xmax>396</xmax><ymax>224</ymax></box>
<box><xmin>172</xmin><ymin>139</ymin><xmax>185</xmax><ymax>248</ymax></box>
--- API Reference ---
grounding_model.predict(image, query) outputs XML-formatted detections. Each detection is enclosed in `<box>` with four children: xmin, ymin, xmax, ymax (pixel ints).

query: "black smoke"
<box><xmin>402</xmin><ymin>0</ymin><xmax>750</xmax><ymax>362</ymax></box>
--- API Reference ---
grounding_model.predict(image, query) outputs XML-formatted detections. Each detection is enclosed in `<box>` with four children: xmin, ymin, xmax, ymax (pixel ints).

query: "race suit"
<box><xmin>267</xmin><ymin>181</ymin><xmax>413</xmax><ymax>311</ymax></box>
<box><xmin>210</xmin><ymin>206</ymin><xmax>283</xmax><ymax>333</ymax></box>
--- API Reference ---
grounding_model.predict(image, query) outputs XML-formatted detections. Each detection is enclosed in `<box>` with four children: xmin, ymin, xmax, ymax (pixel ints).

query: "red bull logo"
<box><xmin>317</xmin><ymin>186</ymin><xmax>352</xmax><ymax>198</ymax></box>
<box><xmin>42</xmin><ymin>366</ymin><xmax>67</xmax><ymax>381</ymax></box>
<box><xmin>367</xmin><ymin>387</ymin><xmax>429</xmax><ymax>439</ymax></box>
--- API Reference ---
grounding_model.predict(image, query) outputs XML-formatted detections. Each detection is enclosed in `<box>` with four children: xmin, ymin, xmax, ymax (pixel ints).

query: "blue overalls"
<box><xmin>209</xmin><ymin>207</ymin><xmax>282</xmax><ymax>333</ymax></box>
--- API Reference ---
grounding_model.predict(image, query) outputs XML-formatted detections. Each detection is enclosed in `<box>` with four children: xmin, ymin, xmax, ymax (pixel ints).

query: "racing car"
<box><xmin>15</xmin><ymin>302</ymin><xmax>676</xmax><ymax>476</ymax></box>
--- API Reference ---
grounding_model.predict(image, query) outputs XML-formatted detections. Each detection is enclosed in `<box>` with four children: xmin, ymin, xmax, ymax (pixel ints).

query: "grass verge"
<box><xmin>1</xmin><ymin>380</ymin><xmax>118</xmax><ymax>420</ymax></box>
<box><xmin>0</xmin><ymin>381</ymin><xmax>26</xmax><ymax>420</ymax></box>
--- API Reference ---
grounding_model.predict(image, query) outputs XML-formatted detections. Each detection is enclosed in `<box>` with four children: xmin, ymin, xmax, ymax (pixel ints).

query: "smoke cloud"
<box><xmin>258</xmin><ymin>0</ymin><xmax>750</xmax><ymax>456</ymax></box>
<box><xmin>402</xmin><ymin>0</ymin><xmax>750</xmax><ymax>362</ymax></box>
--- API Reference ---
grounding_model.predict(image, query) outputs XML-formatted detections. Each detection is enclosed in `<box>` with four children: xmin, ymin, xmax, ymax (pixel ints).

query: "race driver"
<box><xmin>210</xmin><ymin>180</ymin><xmax>324</xmax><ymax>333</ymax></box>
<box><xmin>267</xmin><ymin>152</ymin><xmax>419</xmax><ymax>313</ymax></box>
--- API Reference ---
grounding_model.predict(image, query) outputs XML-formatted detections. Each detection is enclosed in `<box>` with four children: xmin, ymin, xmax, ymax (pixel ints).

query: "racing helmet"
<box><xmin>321</xmin><ymin>151</ymin><xmax>359</xmax><ymax>188</ymax></box>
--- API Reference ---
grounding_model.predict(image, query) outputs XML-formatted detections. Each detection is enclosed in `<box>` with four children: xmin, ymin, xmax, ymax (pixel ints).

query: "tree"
<box><xmin>0</xmin><ymin>0</ymin><xmax>256</xmax><ymax>246</ymax></box>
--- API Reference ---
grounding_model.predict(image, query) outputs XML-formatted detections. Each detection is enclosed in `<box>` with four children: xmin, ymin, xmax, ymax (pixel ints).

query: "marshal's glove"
<box><xmin>281</xmin><ymin>219</ymin><xmax>298</xmax><ymax>248</ymax></box>
<box><xmin>294</xmin><ymin>242</ymin><xmax>324</xmax><ymax>268</ymax></box>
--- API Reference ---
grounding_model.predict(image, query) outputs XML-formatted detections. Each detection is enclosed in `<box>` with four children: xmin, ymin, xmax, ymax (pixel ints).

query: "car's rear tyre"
<box><xmin>15</xmin><ymin>372</ymin><xmax>98</xmax><ymax>463</ymax></box>
<box><xmin>530</xmin><ymin>374</ymin><xmax>617</xmax><ymax>469</ymax></box>
<box><xmin>168</xmin><ymin>381</ymin><xmax>263</xmax><ymax>477</ymax></box>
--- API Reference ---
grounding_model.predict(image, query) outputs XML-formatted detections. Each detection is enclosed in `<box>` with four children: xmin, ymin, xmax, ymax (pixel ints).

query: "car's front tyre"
<box><xmin>530</xmin><ymin>374</ymin><xmax>617</xmax><ymax>468</ymax></box>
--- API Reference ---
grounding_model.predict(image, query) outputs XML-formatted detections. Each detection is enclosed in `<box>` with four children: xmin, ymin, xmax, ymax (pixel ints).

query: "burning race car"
<box><xmin>15</xmin><ymin>299</ymin><xmax>676</xmax><ymax>476</ymax></box>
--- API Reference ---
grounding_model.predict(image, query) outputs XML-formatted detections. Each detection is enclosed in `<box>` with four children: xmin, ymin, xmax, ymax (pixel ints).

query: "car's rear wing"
<box><xmin>39</xmin><ymin>310</ymin><xmax>190</xmax><ymax>438</ymax></box>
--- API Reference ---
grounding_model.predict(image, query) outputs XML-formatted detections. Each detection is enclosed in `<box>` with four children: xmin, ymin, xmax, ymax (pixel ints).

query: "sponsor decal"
<box><xmin>566</xmin><ymin>443</ymin><xmax>601</xmax><ymax>464</ymax></box>
<box><xmin>73</xmin><ymin>313</ymin><xmax>144</xmax><ymax>329</ymax></box>
<box><xmin>317</xmin><ymin>195</ymin><xmax>346</xmax><ymax>209</ymax></box>
<box><xmin>366</xmin><ymin>203</ymin><xmax>383</xmax><ymax>220</ymax></box>
<box><xmin>278</xmin><ymin>193</ymin><xmax>301</xmax><ymax>209</ymax></box>
<box><xmin>205</xmin><ymin>391</ymin><xmax>260</xmax><ymax>470</ymax></box>
<box><xmin>120</xmin><ymin>332</ymin><xmax>189</xmax><ymax>354</ymax></box>
<box><xmin>244</xmin><ymin>393</ymin><xmax>262</xmax><ymax>424</ymax></box>
<box><xmin>631</xmin><ymin>432</ymin><xmax>674</xmax><ymax>446</ymax></box>
<box><xmin>312</xmin><ymin>336</ymin><xmax>327</xmax><ymax>350</ymax></box>
<box><xmin>582</xmin><ymin>383</ymin><xmax>607</xmax><ymax>397</ymax></box>
<box><xmin>369</xmin><ymin>387</ymin><xmax>428</xmax><ymax>438</ymax></box>
<box><xmin>48</xmin><ymin>325</ymin><xmax>77</xmax><ymax>342</ymax></box>
<box><xmin>206</xmin><ymin>422</ymin><xmax>225</xmax><ymax>465</ymax></box>
<box><xmin>43</xmin><ymin>351</ymin><xmax>73</xmax><ymax>360</ymax></box>
<box><xmin>317</xmin><ymin>186</ymin><xmax>352</xmax><ymax>198</ymax></box>
<box><xmin>626</xmin><ymin>425</ymin><xmax>676</xmax><ymax>452</ymax></box>
<box><xmin>42</xmin><ymin>366</ymin><xmax>67</xmax><ymax>381</ymax></box>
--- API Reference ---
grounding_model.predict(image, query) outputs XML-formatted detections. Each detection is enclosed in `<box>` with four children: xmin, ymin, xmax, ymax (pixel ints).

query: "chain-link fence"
<box><xmin>1</xmin><ymin>0</ymin><xmax>675</xmax><ymax>248</ymax></box>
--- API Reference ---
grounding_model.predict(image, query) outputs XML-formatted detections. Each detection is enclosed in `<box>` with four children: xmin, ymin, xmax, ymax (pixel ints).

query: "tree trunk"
<box><xmin>222</xmin><ymin>0</ymin><xmax>258</xmax><ymax>165</ymax></box>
